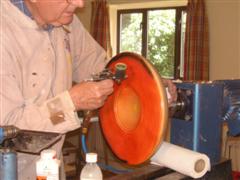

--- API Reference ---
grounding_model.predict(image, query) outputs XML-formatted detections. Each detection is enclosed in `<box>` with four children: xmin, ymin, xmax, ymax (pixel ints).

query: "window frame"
<box><xmin>117</xmin><ymin>6</ymin><xmax>186</xmax><ymax>79</ymax></box>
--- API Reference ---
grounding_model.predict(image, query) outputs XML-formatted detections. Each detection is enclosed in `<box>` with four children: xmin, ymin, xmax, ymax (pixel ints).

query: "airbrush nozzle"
<box><xmin>114</xmin><ymin>63</ymin><xmax>127</xmax><ymax>84</ymax></box>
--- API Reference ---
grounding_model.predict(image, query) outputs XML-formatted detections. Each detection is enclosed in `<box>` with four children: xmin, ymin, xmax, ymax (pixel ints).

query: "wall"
<box><xmin>76</xmin><ymin>0</ymin><xmax>239</xmax><ymax>80</ymax></box>
<box><xmin>238</xmin><ymin>0</ymin><xmax>240</xmax><ymax>78</ymax></box>
<box><xmin>75</xmin><ymin>1</ymin><xmax>92</xmax><ymax>31</ymax></box>
<box><xmin>206</xmin><ymin>0</ymin><xmax>240</xmax><ymax>80</ymax></box>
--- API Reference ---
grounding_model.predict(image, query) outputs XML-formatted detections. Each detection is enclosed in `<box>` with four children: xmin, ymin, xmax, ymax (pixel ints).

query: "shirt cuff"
<box><xmin>40</xmin><ymin>91</ymin><xmax>76</xmax><ymax>125</ymax></box>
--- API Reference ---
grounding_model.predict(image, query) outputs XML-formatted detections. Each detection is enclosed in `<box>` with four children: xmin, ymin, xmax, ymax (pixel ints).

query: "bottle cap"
<box><xmin>86</xmin><ymin>153</ymin><xmax>97</xmax><ymax>163</ymax></box>
<box><xmin>41</xmin><ymin>149</ymin><xmax>56</xmax><ymax>160</ymax></box>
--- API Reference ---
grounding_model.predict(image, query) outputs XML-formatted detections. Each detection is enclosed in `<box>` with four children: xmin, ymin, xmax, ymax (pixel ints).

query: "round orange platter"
<box><xmin>99</xmin><ymin>52</ymin><xmax>168</xmax><ymax>165</ymax></box>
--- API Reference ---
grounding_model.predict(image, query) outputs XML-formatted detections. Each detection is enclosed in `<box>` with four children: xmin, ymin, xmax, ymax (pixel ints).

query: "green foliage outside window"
<box><xmin>120</xmin><ymin>10</ymin><xmax>176</xmax><ymax>78</ymax></box>
<box><xmin>120</xmin><ymin>13</ymin><xmax>143</xmax><ymax>55</ymax></box>
<box><xmin>148</xmin><ymin>10</ymin><xmax>175</xmax><ymax>78</ymax></box>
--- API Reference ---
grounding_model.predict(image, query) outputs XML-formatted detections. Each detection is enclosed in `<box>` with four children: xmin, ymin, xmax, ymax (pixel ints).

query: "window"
<box><xmin>117</xmin><ymin>7</ymin><xmax>186</xmax><ymax>79</ymax></box>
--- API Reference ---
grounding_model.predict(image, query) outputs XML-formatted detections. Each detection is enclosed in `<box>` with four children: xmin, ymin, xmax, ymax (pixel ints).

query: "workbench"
<box><xmin>104</xmin><ymin>159</ymin><xmax>232</xmax><ymax>180</ymax></box>
<box><xmin>64</xmin><ymin>126</ymin><xmax>234</xmax><ymax>180</ymax></box>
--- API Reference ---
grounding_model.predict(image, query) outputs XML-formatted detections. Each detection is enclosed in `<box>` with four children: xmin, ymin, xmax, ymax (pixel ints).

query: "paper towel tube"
<box><xmin>151</xmin><ymin>142</ymin><xmax>210</xmax><ymax>179</ymax></box>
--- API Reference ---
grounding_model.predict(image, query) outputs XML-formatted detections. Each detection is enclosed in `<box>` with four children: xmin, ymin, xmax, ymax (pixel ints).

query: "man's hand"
<box><xmin>69</xmin><ymin>79</ymin><xmax>114</xmax><ymax>111</ymax></box>
<box><xmin>162</xmin><ymin>79</ymin><xmax>177</xmax><ymax>106</ymax></box>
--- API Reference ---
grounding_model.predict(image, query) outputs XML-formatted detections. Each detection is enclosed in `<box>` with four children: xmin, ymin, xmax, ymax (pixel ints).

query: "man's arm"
<box><xmin>0</xmin><ymin>47</ymin><xmax>78</xmax><ymax>133</ymax></box>
<box><xmin>162</xmin><ymin>78</ymin><xmax>177</xmax><ymax>105</ymax></box>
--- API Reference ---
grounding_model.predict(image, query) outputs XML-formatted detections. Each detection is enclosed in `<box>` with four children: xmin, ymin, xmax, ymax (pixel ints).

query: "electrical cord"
<box><xmin>81</xmin><ymin>134</ymin><xmax>88</xmax><ymax>154</ymax></box>
<box><xmin>80</xmin><ymin>132</ymin><xmax>132</xmax><ymax>174</ymax></box>
<box><xmin>98</xmin><ymin>163</ymin><xmax>132</xmax><ymax>174</ymax></box>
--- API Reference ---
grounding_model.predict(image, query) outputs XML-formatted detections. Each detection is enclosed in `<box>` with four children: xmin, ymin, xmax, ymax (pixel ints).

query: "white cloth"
<box><xmin>0</xmin><ymin>1</ymin><xmax>108</xmax><ymax>179</ymax></box>
<box><xmin>151</xmin><ymin>142</ymin><xmax>210</xmax><ymax>179</ymax></box>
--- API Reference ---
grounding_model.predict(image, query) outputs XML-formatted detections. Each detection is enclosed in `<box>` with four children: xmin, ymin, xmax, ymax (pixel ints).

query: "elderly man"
<box><xmin>0</xmin><ymin>0</ymin><xmax>176</xmax><ymax>179</ymax></box>
<box><xmin>1</xmin><ymin>0</ymin><xmax>113</xmax><ymax>179</ymax></box>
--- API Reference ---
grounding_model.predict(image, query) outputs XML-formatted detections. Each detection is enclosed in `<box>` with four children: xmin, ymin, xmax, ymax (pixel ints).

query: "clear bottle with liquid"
<box><xmin>80</xmin><ymin>153</ymin><xmax>103</xmax><ymax>180</ymax></box>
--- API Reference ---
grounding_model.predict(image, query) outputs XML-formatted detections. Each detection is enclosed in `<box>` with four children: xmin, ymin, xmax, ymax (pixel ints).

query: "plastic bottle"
<box><xmin>36</xmin><ymin>149</ymin><xmax>60</xmax><ymax>180</ymax></box>
<box><xmin>80</xmin><ymin>153</ymin><xmax>103</xmax><ymax>180</ymax></box>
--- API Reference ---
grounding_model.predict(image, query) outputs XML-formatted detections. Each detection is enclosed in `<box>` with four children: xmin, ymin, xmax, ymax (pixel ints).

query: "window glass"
<box><xmin>147</xmin><ymin>9</ymin><xmax>176</xmax><ymax>78</ymax></box>
<box><xmin>119</xmin><ymin>13</ymin><xmax>143</xmax><ymax>55</ymax></box>
<box><xmin>118</xmin><ymin>7</ymin><xmax>186</xmax><ymax>79</ymax></box>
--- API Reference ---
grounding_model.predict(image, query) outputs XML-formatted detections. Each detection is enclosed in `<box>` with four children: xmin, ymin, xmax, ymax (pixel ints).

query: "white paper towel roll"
<box><xmin>151</xmin><ymin>142</ymin><xmax>211</xmax><ymax>179</ymax></box>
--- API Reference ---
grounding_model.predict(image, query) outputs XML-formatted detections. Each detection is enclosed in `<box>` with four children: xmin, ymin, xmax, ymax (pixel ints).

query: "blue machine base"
<box><xmin>170</xmin><ymin>82</ymin><xmax>223</xmax><ymax>164</ymax></box>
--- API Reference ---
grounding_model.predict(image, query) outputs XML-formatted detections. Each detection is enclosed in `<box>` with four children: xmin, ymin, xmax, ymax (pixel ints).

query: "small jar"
<box><xmin>36</xmin><ymin>149</ymin><xmax>60</xmax><ymax>180</ymax></box>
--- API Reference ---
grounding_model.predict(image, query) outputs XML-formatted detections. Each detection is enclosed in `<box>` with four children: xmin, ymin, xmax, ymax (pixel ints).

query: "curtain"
<box><xmin>183</xmin><ymin>0</ymin><xmax>209</xmax><ymax>80</ymax></box>
<box><xmin>91</xmin><ymin>0</ymin><xmax>112</xmax><ymax>58</ymax></box>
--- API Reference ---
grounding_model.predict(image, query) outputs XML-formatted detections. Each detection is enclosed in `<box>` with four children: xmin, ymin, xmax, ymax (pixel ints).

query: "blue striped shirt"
<box><xmin>10</xmin><ymin>0</ymin><xmax>32</xmax><ymax>18</ymax></box>
<box><xmin>10</xmin><ymin>0</ymin><xmax>53</xmax><ymax>31</ymax></box>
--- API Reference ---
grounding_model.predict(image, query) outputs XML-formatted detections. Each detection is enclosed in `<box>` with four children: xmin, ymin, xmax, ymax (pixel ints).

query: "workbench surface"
<box><xmin>105</xmin><ymin>159</ymin><xmax>232</xmax><ymax>180</ymax></box>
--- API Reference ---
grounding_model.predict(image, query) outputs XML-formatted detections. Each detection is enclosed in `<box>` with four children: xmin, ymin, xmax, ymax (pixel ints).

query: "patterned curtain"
<box><xmin>91</xmin><ymin>0</ymin><xmax>112</xmax><ymax>58</ymax></box>
<box><xmin>183</xmin><ymin>0</ymin><xmax>209</xmax><ymax>80</ymax></box>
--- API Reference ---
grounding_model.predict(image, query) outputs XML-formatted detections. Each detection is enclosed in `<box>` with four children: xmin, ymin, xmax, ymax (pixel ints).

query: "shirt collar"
<box><xmin>10</xmin><ymin>0</ymin><xmax>32</xmax><ymax>19</ymax></box>
<box><xmin>10</xmin><ymin>0</ymin><xmax>54</xmax><ymax>31</ymax></box>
